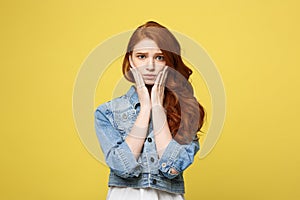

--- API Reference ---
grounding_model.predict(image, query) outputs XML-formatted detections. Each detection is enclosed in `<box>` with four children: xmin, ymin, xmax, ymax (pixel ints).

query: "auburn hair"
<box><xmin>122</xmin><ymin>21</ymin><xmax>205</xmax><ymax>144</ymax></box>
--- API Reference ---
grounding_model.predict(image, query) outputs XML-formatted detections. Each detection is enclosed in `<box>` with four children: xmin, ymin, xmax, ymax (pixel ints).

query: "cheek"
<box><xmin>157</xmin><ymin>65</ymin><xmax>165</xmax><ymax>72</ymax></box>
<box><xmin>133</xmin><ymin>59</ymin><xmax>146</xmax><ymax>68</ymax></box>
<box><xmin>136</xmin><ymin>67</ymin><xmax>144</xmax><ymax>74</ymax></box>
<box><xmin>156</xmin><ymin>60</ymin><xmax>166</xmax><ymax>67</ymax></box>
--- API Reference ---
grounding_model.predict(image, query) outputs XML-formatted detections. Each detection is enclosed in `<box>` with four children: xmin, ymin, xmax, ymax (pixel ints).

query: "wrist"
<box><xmin>152</xmin><ymin>101</ymin><xmax>163</xmax><ymax>107</ymax></box>
<box><xmin>140</xmin><ymin>105</ymin><xmax>151</xmax><ymax>113</ymax></box>
<box><xmin>152</xmin><ymin>104</ymin><xmax>166</xmax><ymax>113</ymax></box>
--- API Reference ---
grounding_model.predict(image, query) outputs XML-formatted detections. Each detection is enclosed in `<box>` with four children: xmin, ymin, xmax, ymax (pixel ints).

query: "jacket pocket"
<box><xmin>113</xmin><ymin>108</ymin><xmax>136</xmax><ymax>135</ymax></box>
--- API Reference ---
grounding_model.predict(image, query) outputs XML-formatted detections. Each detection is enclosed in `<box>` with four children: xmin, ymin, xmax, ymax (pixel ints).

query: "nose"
<box><xmin>146</xmin><ymin>58</ymin><xmax>155</xmax><ymax>71</ymax></box>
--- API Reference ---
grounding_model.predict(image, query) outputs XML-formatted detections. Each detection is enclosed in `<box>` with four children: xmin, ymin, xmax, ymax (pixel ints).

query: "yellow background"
<box><xmin>1</xmin><ymin>0</ymin><xmax>299</xmax><ymax>199</ymax></box>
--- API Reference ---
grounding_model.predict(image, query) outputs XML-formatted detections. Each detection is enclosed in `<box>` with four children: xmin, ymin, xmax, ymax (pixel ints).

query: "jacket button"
<box><xmin>122</xmin><ymin>113</ymin><xmax>127</xmax><ymax>119</ymax></box>
<box><xmin>161</xmin><ymin>163</ymin><xmax>167</xmax><ymax>168</ymax></box>
<box><xmin>147</xmin><ymin>138</ymin><xmax>152</xmax><ymax>143</ymax></box>
<box><xmin>150</xmin><ymin>157</ymin><xmax>155</xmax><ymax>162</ymax></box>
<box><xmin>152</xmin><ymin>179</ymin><xmax>157</xmax><ymax>185</ymax></box>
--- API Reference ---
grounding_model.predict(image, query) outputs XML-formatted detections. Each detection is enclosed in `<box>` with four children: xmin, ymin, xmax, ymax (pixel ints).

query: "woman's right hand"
<box><xmin>129</xmin><ymin>55</ymin><xmax>151</xmax><ymax>109</ymax></box>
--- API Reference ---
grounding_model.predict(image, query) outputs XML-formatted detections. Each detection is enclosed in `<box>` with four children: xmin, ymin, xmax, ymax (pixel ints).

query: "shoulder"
<box><xmin>94</xmin><ymin>85</ymin><xmax>136</xmax><ymax>114</ymax></box>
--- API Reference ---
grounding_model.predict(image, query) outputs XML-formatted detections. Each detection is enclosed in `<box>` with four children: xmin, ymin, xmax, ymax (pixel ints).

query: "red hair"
<box><xmin>122</xmin><ymin>21</ymin><xmax>205</xmax><ymax>144</ymax></box>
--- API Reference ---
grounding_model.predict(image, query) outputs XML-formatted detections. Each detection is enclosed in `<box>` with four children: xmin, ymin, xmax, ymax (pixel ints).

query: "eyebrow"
<box><xmin>134</xmin><ymin>51</ymin><xmax>163</xmax><ymax>54</ymax></box>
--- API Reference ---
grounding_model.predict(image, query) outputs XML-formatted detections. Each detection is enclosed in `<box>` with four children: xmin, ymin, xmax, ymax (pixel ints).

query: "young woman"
<box><xmin>94</xmin><ymin>21</ymin><xmax>205</xmax><ymax>200</ymax></box>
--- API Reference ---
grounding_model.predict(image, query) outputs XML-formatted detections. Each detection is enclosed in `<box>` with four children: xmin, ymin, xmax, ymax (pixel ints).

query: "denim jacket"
<box><xmin>94</xmin><ymin>86</ymin><xmax>200</xmax><ymax>194</ymax></box>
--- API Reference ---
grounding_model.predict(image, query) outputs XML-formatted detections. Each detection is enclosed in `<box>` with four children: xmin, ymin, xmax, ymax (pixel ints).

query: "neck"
<box><xmin>145</xmin><ymin>84</ymin><xmax>153</xmax><ymax>95</ymax></box>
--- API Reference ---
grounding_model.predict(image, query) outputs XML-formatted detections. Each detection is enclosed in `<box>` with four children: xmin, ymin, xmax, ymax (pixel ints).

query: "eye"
<box><xmin>137</xmin><ymin>54</ymin><xmax>146</xmax><ymax>59</ymax></box>
<box><xmin>156</xmin><ymin>55</ymin><xmax>165</xmax><ymax>61</ymax></box>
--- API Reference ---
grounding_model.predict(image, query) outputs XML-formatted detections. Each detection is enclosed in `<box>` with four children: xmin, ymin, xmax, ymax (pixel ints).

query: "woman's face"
<box><xmin>130</xmin><ymin>38</ymin><xmax>166</xmax><ymax>85</ymax></box>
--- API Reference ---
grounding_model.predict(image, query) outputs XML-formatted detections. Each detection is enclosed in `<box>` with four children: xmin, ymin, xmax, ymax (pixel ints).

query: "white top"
<box><xmin>106</xmin><ymin>187</ymin><xmax>185</xmax><ymax>200</ymax></box>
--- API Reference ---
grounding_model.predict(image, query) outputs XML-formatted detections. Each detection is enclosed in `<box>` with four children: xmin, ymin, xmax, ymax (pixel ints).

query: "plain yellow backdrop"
<box><xmin>1</xmin><ymin>0</ymin><xmax>299</xmax><ymax>199</ymax></box>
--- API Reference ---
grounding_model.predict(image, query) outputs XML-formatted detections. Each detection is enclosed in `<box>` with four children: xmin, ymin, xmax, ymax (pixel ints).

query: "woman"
<box><xmin>94</xmin><ymin>21</ymin><xmax>205</xmax><ymax>200</ymax></box>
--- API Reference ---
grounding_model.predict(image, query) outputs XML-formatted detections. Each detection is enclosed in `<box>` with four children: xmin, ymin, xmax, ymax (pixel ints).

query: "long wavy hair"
<box><xmin>122</xmin><ymin>21</ymin><xmax>205</xmax><ymax>144</ymax></box>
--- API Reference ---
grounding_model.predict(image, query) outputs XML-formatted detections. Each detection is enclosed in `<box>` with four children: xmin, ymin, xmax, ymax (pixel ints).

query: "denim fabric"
<box><xmin>94</xmin><ymin>86</ymin><xmax>200</xmax><ymax>194</ymax></box>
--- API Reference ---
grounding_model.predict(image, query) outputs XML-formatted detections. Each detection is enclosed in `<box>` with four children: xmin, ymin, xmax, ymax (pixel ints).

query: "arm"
<box><xmin>152</xmin><ymin>104</ymin><xmax>200</xmax><ymax>179</ymax></box>
<box><xmin>94</xmin><ymin>105</ymin><xmax>143</xmax><ymax>178</ymax></box>
<box><xmin>125</xmin><ymin>55</ymin><xmax>152</xmax><ymax>159</ymax></box>
<box><xmin>125</xmin><ymin>106</ymin><xmax>151</xmax><ymax>159</ymax></box>
<box><xmin>152</xmin><ymin>105</ymin><xmax>172</xmax><ymax>158</ymax></box>
<box><xmin>151</xmin><ymin>67</ymin><xmax>200</xmax><ymax>178</ymax></box>
<box><xmin>150</xmin><ymin>66</ymin><xmax>172</xmax><ymax>158</ymax></box>
<box><xmin>158</xmin><ymin>137</ymin><xmax>199</xmax><ymax>179</ymax></box>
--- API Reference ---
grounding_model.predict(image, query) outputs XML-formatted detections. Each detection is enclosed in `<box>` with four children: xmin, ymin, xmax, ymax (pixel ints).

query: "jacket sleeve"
<box><xmin>158</xmin><ymin>138</ymin><xmax>200</xmax><ymax>179</ymax></box>
<box><xmin>94</xmin><ymin>104</ymin><xmax>142</xmax><ymax>178</ymax></box>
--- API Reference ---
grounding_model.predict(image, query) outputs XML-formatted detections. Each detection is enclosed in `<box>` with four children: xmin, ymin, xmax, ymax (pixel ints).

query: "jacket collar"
<box><xmin>126</xmin><ymin>85</ymin><xmax>140</xmax><ymax>109</ymax></box>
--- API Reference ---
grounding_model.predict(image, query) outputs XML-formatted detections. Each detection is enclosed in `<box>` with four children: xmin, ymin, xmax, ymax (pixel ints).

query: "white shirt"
<box><xmin>106</xmin><ymin>187</ymin><xmax>185</xmax><ymax>200</ymax></box>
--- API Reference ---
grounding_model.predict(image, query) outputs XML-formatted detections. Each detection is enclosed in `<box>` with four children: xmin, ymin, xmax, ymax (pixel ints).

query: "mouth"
<box><xmin>143</xmin><ymin>74</ymin><xmax>156</xmax><ymax>79</ymax></box>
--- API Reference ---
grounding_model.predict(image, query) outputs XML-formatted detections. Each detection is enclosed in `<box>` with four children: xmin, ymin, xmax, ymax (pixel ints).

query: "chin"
<box><xmin>144</xmin><ymin>81</ymin><xmax>155</xmax><ymax>85</ymax></box>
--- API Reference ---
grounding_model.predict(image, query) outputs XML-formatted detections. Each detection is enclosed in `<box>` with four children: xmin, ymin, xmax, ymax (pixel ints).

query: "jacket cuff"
<box><xmin>113</xmin><ymin>141</ymin><xmax>142</xmax><ymax>178</ymax></box>
<box><xmin>158</xmin><ymin>139</ymin><xmax>182</xmax><ymax>179</ymax></box>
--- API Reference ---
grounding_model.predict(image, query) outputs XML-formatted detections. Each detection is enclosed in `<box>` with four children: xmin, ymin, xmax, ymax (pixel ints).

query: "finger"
<box><xmin>157</xmin><ymin>66</ymin><xmax>168</xmax><ymax>86</ymax></box>
<box><xmin>132</xmin><ymin>65</ymin><xmax>143</xmax><ymax>87</ymax></box>
<box><xmin>132</xmin><ymin>67</ymin><xmax>145</xmax><ymax>88</ymax></box>
<box><xmin>163</xmin><ymin>65</ymin><xmax>169</xmax><ymax>75</ymax></box>
<box><xmin>154</xmin><ymin>70</ymin><xmax>163</xmax><ymax>85</ymax></box>
<box><xmin>130</xmin><ymin>67</ymin><xmax>139</xmax><ymax>85</ymax></box>
<box><xmin>130</xmin><ymin>67</ymin><xmax>142</xmax><ymax>87</ymax></box>
<box><xmin>160</xmin><ymin>66</ymin><xmax>169</xmax><ymax>86</ymax></box>
<box><xmin>158</xmin><ymin>67</ymin><xmax>166</xmax><ymax>86</ymax></box>
<box><xmin>157</xmin><ymin>67</ymin><xmax>168</xmax><ymax>98</ymax></box>
<box><xmin>129</xmin><ymin>55</ymin><xmax>136</xmax><ymax>69</ymax></box>
<box><xmin>128</xmin><ymin>55</ymin><xmax>138</xmax><ymax>85</ymax></box>
<box><xmin>129</xmin><ymin>55</ymin><xmax>145</xmax><ymax>88</ymax></box>
<box><xmin>136</xmin><ymin>70</ymin><xmax>145</xmax><ymax>88</ymax></box>
<box><xmin>159</xmin><ymin>71</ymin><xmax>166</xmax><ymax>94</ymax></box>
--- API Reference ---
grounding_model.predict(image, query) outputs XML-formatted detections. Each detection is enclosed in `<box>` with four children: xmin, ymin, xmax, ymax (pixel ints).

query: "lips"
<box><xmin>143</xmin><ymin>74</ymin><xmax>156</xmax><ymax>79</ymax></box>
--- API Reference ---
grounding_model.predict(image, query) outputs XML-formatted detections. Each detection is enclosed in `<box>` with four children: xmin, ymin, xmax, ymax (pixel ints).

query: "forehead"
<box><xmin>133</xmin><ymin>38</ymin><xmax>162</xmax><ymax>53</ymax></box>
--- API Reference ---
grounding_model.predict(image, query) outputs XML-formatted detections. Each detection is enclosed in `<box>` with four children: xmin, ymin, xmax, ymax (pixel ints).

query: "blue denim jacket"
<box><xmin>94</xmin><ymin>86</ymin><xmax>200</xmax><ymax>194</ymax></box>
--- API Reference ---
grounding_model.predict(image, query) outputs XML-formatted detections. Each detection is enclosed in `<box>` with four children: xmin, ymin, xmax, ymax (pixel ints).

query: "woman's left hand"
<box><xmin>151</xmin><ymin>66</ymin><xmax>168</xmax><ymax>107</ymax></box>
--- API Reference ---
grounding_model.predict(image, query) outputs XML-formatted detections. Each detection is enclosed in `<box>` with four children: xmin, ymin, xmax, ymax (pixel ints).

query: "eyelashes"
<box><xmin>156</xmin><ymin>55</ymin><xmax>165</xmax><ymax>61</ymax></box>
<box><xmin>136</xmin><ymin>55</ymin><xmax>146</xmax><ymax>59</ymax></box>
<box><xmin>136</xmin><ymin>54</ymin><xmax>165</xmax><ymax>61</ymax></box>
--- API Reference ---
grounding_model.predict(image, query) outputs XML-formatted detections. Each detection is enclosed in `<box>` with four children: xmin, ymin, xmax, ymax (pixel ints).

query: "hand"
<box><xmin>129</xmin><ymin>55</ymin><xmax>151</xmax><ymax>108</ymax></box>
<box><xmin>151</xmin><ymin>66</ymin><xmax>168</xmax><ymax>107</ymax></box>
<box><xmin>151</xmin><ymin>66</ymin><xmax>172</xmax><ymax>159</ymax></box>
